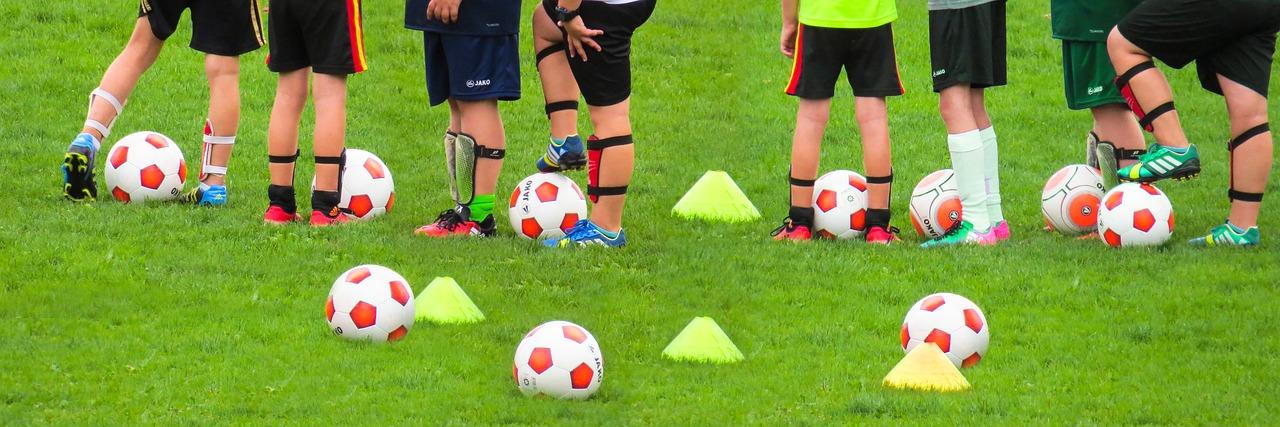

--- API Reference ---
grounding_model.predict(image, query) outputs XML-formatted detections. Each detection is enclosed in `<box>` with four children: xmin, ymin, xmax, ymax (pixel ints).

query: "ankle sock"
<box><xmin>468</xmin><ymin>194</ymin><xmax>495</xmax><ymax>221</ymax></box>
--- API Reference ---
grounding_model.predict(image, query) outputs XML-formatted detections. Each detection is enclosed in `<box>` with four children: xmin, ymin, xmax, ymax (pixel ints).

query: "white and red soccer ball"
<box><xmin>1041</xmin><ymin>165</ymin><xmax>1105</xmax><ymax>235</ymax></box>
<box><xmin>901</xmin><ymin>292</ymin><xmax>989</xmax><ymax>368</ymax></box>
<box><xmin>1097</xmin><ymin>183</ymin><xmax>1174</xmax><ymax>247</ymax></box>
<box><xmin>325</xmin><ymin>264</ymin><xmax>415</xmax><ymax>343</ymax></box>
<box><xmin>909</xmin><ymin>169</ymin><xmax>963</xmax><ymax>238</ymax></box>
<box><xmin>311</xmin><ymin>148</ymin><xmax>394</xmax><ymax>220</ymax></box>
<box><xmin>104</xmin><ymin>131</ymin><xmax>187</xmax><ymax>203</ymax></box>
<box><xmin>513</xmin><ymin>320</ymin><xmax>604</xmax><ymax>399</ymax></box>
<box><xmin>811</xmin><ymin>170</ymin><xmax>868</xmax><ymax>239</ymax></box>
<box><xmin>508</xmin><ymin>173</ymin><xmax>588</xmax><ymax>240</ymax></box>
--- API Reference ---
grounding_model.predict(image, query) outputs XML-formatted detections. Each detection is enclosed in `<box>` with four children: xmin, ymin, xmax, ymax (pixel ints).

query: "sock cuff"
<box><xmin>947</xmin><ymin>130</ymin><xmax>983</xmax><ymax>152</ymax></box>
<box><xmin>978</xmin><ymin>126</ymin><xmax>996</xmax><ymax>142</ymax></box>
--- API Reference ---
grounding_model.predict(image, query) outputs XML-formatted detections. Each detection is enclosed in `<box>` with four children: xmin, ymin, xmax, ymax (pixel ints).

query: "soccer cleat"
<box><xmin>536</xmin><ymin>135</ymin><xmax>586</xmax><ymax>172</ymax></box>
<box><xmin>1188</xmin><ymin>221</ymin><xmax>1259</xmax><ymax>247</ymax></box>
<box><xmin>263</xmin><ymin>205</ymin><xmax>302</xmax><ymax>225</ymax></box>
<box><xmin>181</xmin><ymin>184</ymin><xmax>228</xmax><ymax>206</ymax></box>
<box><xmin>865</xmin><ymin>226</ymin><xmax>901</xmax><ymax>245</ymax></box>
<box><xmin>544</xmin><ymin>219</ymin><xmax>627</xmax><ymax>248</ymax></box>
<box><xmin>310</xmin><ymin>207</ymin><xmax>351</xmax><ymax>227</ymax></box>
<box><xmin>920</xmin><ymin>220</ymin><xmax>997</xmax><ymax>248</ymax></box>
<box><xmin>1118</xmin><ymin>143</ymin><xmax>1200</xmax><ymax>183</ymax></box>
<box><xmin>414</xmin><ymin>207</ymin><xmax>496</xmax><ymax>237</ymax></box>
<box><xmin>992</xmin><ymin>221</ymin><xmax>1010</xmax><ymax>241</ymax></box>
<box><xmin>62</xmin><ymin>133</ymin><xmax>99</xmax><ymax>201</ymax></box>
<box><xmin>770</xmin><ymin>217</ymin><xmax>812</xmax><ymax>241</ymax></box>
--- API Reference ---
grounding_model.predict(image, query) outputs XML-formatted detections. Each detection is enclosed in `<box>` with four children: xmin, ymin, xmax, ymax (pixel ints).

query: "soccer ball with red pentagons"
<box><xmin>1097</xmin><ymin>182</ymin><xmax>1174</xmax><ymax>247</ymax></box>
<box><xmin>513</xmin><ymin>320</ymin><xmax>604</xmax><ymax>399</ymax></box>
<box><xmin>811</xmin><ymin>170</ymin><xmax>869</xmax><ymax>239</ymax></box>
<box><xmin>325</xmin><ymin>265</ymin><xmax>415</xmax><ymax>343</ymax></box>
<box><xmin>901</xmin><ymin>292</ymin><xmax>989</xmax><ymax>368</ymax></box>
<box><xmin>508</xmin><ymin>173</ymin><xmax>588</xmax><ymax>240</ymax></box>
<box><xmin>310</xmin><ymin>149</ymin><xmax>394</xmax><ymax>220</ymax></box>
<box><xmin>104</xmin><ymin>131</ymin><xmax>187</xmax><ymax>203</ymax></box>
<box><xmin>1041</xmin><ymin>164</ymin><xmax>1105</xmax><ymax>235</ymax></box>
<box><xmin>909</xmin><ymin>169</ymin><xmax>963</xmax><ymax>239</ymax></box>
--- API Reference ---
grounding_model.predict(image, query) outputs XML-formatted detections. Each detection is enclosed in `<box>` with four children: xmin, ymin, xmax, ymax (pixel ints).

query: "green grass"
<box><xmin>2</xmin><ymin>1</ymin><xmax>1279</xmax><ymax>424</ymax></box>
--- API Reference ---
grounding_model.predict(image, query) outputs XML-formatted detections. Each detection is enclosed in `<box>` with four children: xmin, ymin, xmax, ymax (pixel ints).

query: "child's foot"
<box><xmin>414</xmin><ymin>208</ymin><xmax>496</xmax><ymax>237</ymax></box>
<box><xmin>310</xmin><ymin>207</ymin><xmax>350</xmax><ymax>227</ymax></box>
<box><xmin>62</xmin><ymin>133</ymin><xmax>99</xmax><ymax>201</ymax></box>
<box><xmin>535</xmin><ymin>135</ymin><xmax>586</xmax><ymax>172</ymax></box>
<box><xmin>263</xmin><ymin>205</ymin><xmax>301</xmax><ymax>225</ymax></box>
<box><xmin>992</xmin><ymin>221</ymin><xmax>1010</xmax><ymax>241</ymax></box>
<box><xmin>770</xmin><ymin>217</ymin><xmax>812</xmax><ymax>242</ymax></box>
<box><xmin>920</xmin><ymin>220</ymin><xmax>997</xmax><ymax>248</ymax></box>
<box><xmin>1118</xmin><ymin>143</ymin><xmax>1200</xmax><ymax>183</ymax></box>
<box><xmin>865</xmin><ymin>226</ymin><xmax>901</xmax><ymax>245</ymax></box>
<box><xmin>182</xmin><ymin>183</ymin><xmax>228</xmax><ymax>206</ymax></box>
<box><xmin>544</xmin><ymin>219</ymin><xmax>626</xmax><ymax>248</ymax></box>
<box><xmin>1188</xmin><ymin>221</ymin><xmax>1259</xmax><ymax>247</ymax></box>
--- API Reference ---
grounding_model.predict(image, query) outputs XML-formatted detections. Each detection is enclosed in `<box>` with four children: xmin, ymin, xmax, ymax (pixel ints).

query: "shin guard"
<box><xmin>453</xmin><ymin>132</ymin><xmax>505</xmax><ymax>205</ymax></box>
<box><xmin>1115</xmin><ymin>61</ymin><xmax>1175</xmax><ymax>132</ymax></box>
<box><xmin>315</xmin><ymin>149</ymin><xmax>347</xmax><ymax>195</ymax></box>
<box><xmin>200</xmin><ymin>120</ymin><xmax>235</xmax><ymax>181</ymax></box>
<box><xmin>1227</xmin><ymin>123</ymin><xmax>1269</xmax><ymax>202</ymax></box>
<box><xmin>84</xmin><ymin>88</ymin><xmax>124</xmax><ymax>141</ymax></box>
<box><xmin>587</xmin><ymin>135</ymin><xmax>633</xmax><ymax>203</ymax></box>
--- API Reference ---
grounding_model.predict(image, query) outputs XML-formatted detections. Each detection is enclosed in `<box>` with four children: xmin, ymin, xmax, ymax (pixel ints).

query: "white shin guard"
<box><xmin>84</xmin><ymin>88</ymin><xmax>124</xmax><ymax>143</ymax></box>
<box><xmin>201</xmin><ymin>120</ymin><xmax>235</xmax><ymax>180</ymax></box>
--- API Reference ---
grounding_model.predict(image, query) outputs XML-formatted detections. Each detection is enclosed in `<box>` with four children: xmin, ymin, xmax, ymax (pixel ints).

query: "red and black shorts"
<box><xmin>266</xmin><ymin>0</ymin><xmax>368</xmax><ymax>75</ymax></box>
<box><xmin>541</xmin><ymin>0</ymin><xmax>655</xmax><ymax>107</ymax></box>
<box><xmin>785</xmin><ymin>23</ymin><xmax>905</xmax><ymax>99</ymax></box>
<box><xmin>138</xmin><ymin>0</ymin><xmax>264</xmax><ymax>56</ymax></box>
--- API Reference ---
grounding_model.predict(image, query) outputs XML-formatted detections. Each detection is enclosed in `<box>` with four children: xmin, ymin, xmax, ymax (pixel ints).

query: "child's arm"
<box><xmin>780</xmin><ymin>0</ymin><xmax>798</xmax><ymax>58</ymax></box>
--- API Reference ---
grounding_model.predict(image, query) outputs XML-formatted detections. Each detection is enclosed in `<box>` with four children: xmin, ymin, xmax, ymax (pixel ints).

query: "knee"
<box><xmin>854</xmin><ymin>105</ymin><xmax>885</xmax><ymax>125</ymax></box>
<box><xmin>797</xmin><ymin>101</ymin><xmax>830</xmax><ymax>124</ymax></box>
<box><xmin>938</xmin><ymin>97</ymin><xmax>968</xmax><ymax>121</ymax></box>
<box><xmin>205</xmin><ymin>56</ymin><xmax>239</xmax><ymax>81</ymax></box>
<box><xmin>1106</xmin><ymin>27</ymin><xmax>1131</xmax><ymax>57</ymax></box>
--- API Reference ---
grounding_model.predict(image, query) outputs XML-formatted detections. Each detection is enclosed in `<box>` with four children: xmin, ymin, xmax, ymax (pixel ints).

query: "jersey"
<box><xmin>799</xmin><ymin>0</ymin><xmax>897</xmax><ymax>29</ymax></box>
<box><xmin>928</xmin><ymin>0</ymin><xmax>996</xmax><ymax>11</ymax></box>
<box><xmin>404</xmin><ymin>0</ymin><xmax>520</xmax><ymax>35</ymax></box>
<box><xmin>1052</xmin><ymin>0</ymin><xmax>1146</xmax><ymax>42</ymax></box>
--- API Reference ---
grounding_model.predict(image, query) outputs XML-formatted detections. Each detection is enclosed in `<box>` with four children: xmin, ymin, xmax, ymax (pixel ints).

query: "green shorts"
<box><xmin>1061</xmin><ymin>40</ymin><xmax>1125</xmax><ymax>110</ymax></box>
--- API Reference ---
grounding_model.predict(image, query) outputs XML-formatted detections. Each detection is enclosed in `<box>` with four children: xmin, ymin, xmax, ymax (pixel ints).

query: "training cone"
<box><xmin>661</xmin><ymin>317</ymin><xmax>745</xmax><ymax>364</ymax></box>
<box><xmin>414</xmin><ymin>277</ymin><xmax>485</xmax><ymax>324</ymax></box>
<box><xmin>671</xmin><ymin>171</ymin><xmax>762</xmax><ymax>223</ymax></box>
<box><xmin>882</xmin><ymin>343</ymin><xmax>971</xmax><ymax>392</ymax></box>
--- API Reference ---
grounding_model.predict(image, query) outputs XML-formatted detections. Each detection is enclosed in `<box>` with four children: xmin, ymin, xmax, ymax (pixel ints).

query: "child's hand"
<box><xmin>427</xmin><ymin>0</ymin><xmax>461</xmax><ymax>24</ymax></box>
<box><xmin>562</xmin><ymin>17</ymin><xmax>604</xmax><ymax>61</ymax></box>
<box><xmin>780</xmin><ymin>23</ymin><xmax>797</xmax><ymax>58</ymax></box>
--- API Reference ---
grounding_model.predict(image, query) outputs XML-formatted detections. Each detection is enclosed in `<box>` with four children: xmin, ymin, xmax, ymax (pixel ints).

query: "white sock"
<box><xmin>979</xmin><ymin>126</ymin><xmax>1004</xmax><ymax>224</ymax></box>
<box><xmin>948</xmin><ymin>130</ymin><xmax>990</xmax><ymax>231</ymax></box>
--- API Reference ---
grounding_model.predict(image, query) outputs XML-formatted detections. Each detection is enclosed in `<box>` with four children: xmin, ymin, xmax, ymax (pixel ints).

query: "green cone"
<box><xmin>414</xmin><ymin>277</ymin><xmax>485</xmax><ymax>324</ymax></box>
<box><xmin>662</xmin><ymin>317</ymin><xmax>745</xmax><ymax>364</ymax></box>
<box><xmin>671</xmin><ymin>171</ymin><xmax>761</xmax><ymax>223</ymax></box>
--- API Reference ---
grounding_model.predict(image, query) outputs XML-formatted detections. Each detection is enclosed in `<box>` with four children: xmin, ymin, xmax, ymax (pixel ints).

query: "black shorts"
<box><xmin>423</xmin><ymin>32</ymin><xmax>521</xmax><ymax>106</ymax></box>
<box><xmin>138</xmin><ymin>0</ymin><xmax>264</xmax><ymax>56</ymax></box>
<box><xmin>266</xmin><ymin>0</ymin><xmax>368</xmax><ymax>75</ymax></box>
<box><xmin>541</xmin><ymin>0</ymin><xmax>656</xmax><ymax>107</ymax></box>
<box><xmin>928</xmin><ymin>1</ymin><xmax>1007</xmax><ymax>92</ymax></box>
<box><xmin>785</xmin><ymin>23</ymin><xmax>904</xmax><ymax>99</ymax></box>
<box><xmin>1117</xmin><ymin>0</ymin><xmax>1280</xmax><ymax>96</ymax></box>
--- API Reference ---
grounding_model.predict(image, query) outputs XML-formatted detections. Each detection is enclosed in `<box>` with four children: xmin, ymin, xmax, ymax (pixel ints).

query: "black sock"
<box><xmin>788</xmin><ymin>206</ymin><xmax>814</xmax><ymax>227</ymax></box>
<box><xmin>867</xmin><ymin>208</ymin><xmax>891</xmax><ymax>230</ymax></box>
<box><xmin>311</xmin><ymin>190</ymin><xmax>341</xmax><ymax>214</ymax></box>
<box><xmin>268</xmin><ymin>185</ymin><xmax>296</xmax><ymax>213</ymax></box>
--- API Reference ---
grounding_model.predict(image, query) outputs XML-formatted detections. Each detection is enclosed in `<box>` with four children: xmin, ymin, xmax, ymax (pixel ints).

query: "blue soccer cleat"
<box><xmin>182</xmin><ymin>183</ymin><xmax>228</xmax><ymax>206</ymax></box>
<box><xmin>62</xmin><ymin>133</ymin><xmax>100</xmax><ymax>201</ymax></box>
<box><xmin>544</xmin><ymin>219</ymin><xmax>627</xmax><ymax>248</ymax></box>
<box><xmin>536</xmin><ymin>134</ymin><xmax>586</xmax><ymax>172</ymax></box>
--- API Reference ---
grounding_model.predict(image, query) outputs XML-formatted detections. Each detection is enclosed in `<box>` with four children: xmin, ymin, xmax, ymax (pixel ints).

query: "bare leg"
<box><xmin>854</xmin><ymin>97</ymin><xmax>889</xmax><ymax>210</ymax></box>
<box><xmin>1092</xmin><ymin>103</ymin><xmax>1145</xmax><ymax>167</ymax></box>
<box><xmin>533</xmin><ymin>5</ymin><xmax>579</xmax><ymax>139</ymax></box>
<box><xmin>81</xmin><ymin>17</ymin><xmax>165</xmax><ymax>140</ymax></box>
<box><xmin>968</xmin><ymin>88</ymin><xmax>991</xmax><ymax>129</ymax></box>
<box><xmin>1219</xmin><ymin>75</ymin><xmax>1272</xmax><ymax>228</ymax></box>
<box><xmin>790</xmin><ymin>98</ymin><xmax>832</xmax><ymax>208</ymax></box>
<box><xmin>456</xmin><ymin>99</ymin><xmax>506</xmax><ymax>197</ymax></box>
<box><xmin>587</xmin><ymin>100</ymin><xmax>635</xmax><ymax>232</ymax></box>
<box><xmin>267</xmin><ymin>69</ymin><xmax>309</xmax><ymax>187</ymax></box>
<box><xmin>202</xmin><ymin>54</ymin><xmax>241</xmax><ymax>186</ymax></box>
<box><xmin>939</xmin><ymin>86</ymin><xmax>977</xmax><ymax>133</ymax></box>
<box><xmin>1107</xmin><ymin>28</ymin><xmax>1188</xmax><ymax>148</ymax></box>
<box><xmin>312</xmin><ymin>73</ymin><xmax>348</xmax><ymax>192</ymax></box>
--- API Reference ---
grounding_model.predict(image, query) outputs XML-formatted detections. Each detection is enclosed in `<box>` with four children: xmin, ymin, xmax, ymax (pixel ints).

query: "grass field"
<box><xmin>3</xmin><ymin>0</ymin><xmax>1279</xmax><ymax>424</ymax></box>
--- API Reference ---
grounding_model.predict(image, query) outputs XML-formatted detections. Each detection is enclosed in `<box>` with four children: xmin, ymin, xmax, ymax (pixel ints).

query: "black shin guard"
<box><xmin>788</xmin><ymin>206</ymin><xmax>815</xmax><ymax>228</ymax></box>
<box><xmin>1227</xmin><ymin>123</ymin><xmax>1269</xmax><ymax>202</ymax></box>
<box><xmin>587</xmin><ymin>135</ymin><xmax>632</xmax><ymax>203</ymax></box>
<box><xmin>267</xmin><ymin>185</ymin><xmax>297</xmax><ymax>214</ymax></box>
<box><xmin>311</xmin><ymin>190</ymin><xmax>341</xmax><ymax>215</ymax></box>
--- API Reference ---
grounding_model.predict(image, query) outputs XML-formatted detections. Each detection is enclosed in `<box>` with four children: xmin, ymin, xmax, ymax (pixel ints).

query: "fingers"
<box><xmin>426</xmin><ymin>2</ymin><xmax>437</xmax><ymax>20</ymax></box>
<box><xmin>570</xmin><ymin>38</ymin><xmax>588</xmax><ymax>61</ymax></box>
<box><xmin>582</xmin><ymin>36</ymin><xmax>602</xmax><ymax>53</ymax></box>
<box><xmin>445</xmin><ymin>3</ymin><xmax>459</xmax><ymax>24</ymax></box>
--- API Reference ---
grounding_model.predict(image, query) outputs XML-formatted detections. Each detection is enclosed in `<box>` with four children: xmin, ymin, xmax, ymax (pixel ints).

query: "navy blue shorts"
<box><xmin>423</xmin><ymin>32</ymin><xmax>521</xmax><ymax>106</ymax></box>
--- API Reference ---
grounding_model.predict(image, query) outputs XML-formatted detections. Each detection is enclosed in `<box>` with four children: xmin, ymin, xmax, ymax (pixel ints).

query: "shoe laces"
<box><xmin>939</xmin><ymin>221</ymin><xmax>967</xmax><ymax>239</ymax></box>
<box><xmin>770</xmin><ymin>217</ymin><xmax>797</xmax><ymax>237</ymax></box>
<box><xmin>564</xmin><ymin>220</ymin><xmax>595</xmax><ymax>240</ymax></box>
<box><xmin>431</xmin><ymin>209</ymin><xmax>467</xmax><ymax>231</ymax></box>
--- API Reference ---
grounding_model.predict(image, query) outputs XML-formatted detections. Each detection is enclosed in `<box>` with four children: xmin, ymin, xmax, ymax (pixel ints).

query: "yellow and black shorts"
<box><xmin>138</xmin><ymin>0</ymin><xmax>264</xmax><ymax>56</ymax></box>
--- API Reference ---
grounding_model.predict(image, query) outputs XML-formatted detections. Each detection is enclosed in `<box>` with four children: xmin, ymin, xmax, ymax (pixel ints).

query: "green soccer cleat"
<box><xmin>1117</xmin><ymin>143</ymin><xmax>1200</xmax><ymax>183</ymax></box>
<box><xmin>1188</xmin><ymin>221</ymin><xmax>1259</xmax><ymax>247</ymax></box>
<box><xmin>920</xmin><ymin>220</ymin><xmax>996</xmax><ymax>248</ymax></box>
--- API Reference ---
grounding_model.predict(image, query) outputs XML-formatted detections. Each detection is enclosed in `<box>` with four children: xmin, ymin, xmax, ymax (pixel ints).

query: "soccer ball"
<box><xmin>901</xmin><ymin>292</ymin><xmax>989</xmax><ymax>368</ymax></box>
<box><xmin>508</xmin><ymin>173</ymin><xmax>588</xmax><ymax>240</ymax></box>
<box><xmin>104</xmin><ymin>131</ymin><xmax>186</xmax><ymax>203</ymax></box>
<box><xmin>909</xmin><ymin>169</ymin><xmax>963</xmax><ymax>238</ymax></box>
<box><xmin>1097</xmin><ymin>183</ymin><xmax>1174</xmax><ymax>247</ymax></box>
<box><xmin>325</xmin><ymin>264</ymin><xmax>415</xmax><ymax>343</ymax></box>
<box><xmin>811</xmin><ymin>170</ymin><xmax>868</xmax><ymax>239</ymax></box>
<box><xmin>309</xmin><ymin>149</ymin><xmax>394</xmax><ymax>219</ymax></box>
<box><xmin>513</xmin><ymin>320</ymin><xmax>604</xmax><ymax>399</ymax></box>
<box><xmin>1041</xmin><ymin>164</ymin><xmax>1105</xmax><ymax>235</ymax></box>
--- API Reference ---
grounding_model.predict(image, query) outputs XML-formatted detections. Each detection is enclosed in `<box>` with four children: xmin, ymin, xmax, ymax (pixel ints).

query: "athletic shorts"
<box><xmin>1117</xmin><ymin>0</ymin><xmax>1280</xmax><ymax>96</ymax></box>
<box><xmin>785</xmin><ymin>23</ymin><xmax>904</xmax><ymax>99</ymax></box>
<box><xmin>541</xmin><ymin>0</ymin><xmax>656</xmax><ymax>107</ymax></box>
<box><xmin>1061</xmin><ymin>40</ymin><xmax>1125</xmax><ymax>110</ymax></box>
<box><xmin>266</xmin><ymin>0</ymin><xmax>368</xmax><ymax>75</ymax></box>
<box><xmin>928</xmin><ymin>0</ymin><xmax>1007</xmax><ymax>92</ymax></box>
<box><xmin>422</xmin><ymin>32</ymin><xmax>521</xmax><ymax>106</ymax></box>
<box><xmin>138</xmin><ymin>0</ymin><xmax>264</xmax><ymax>56</ymax></box>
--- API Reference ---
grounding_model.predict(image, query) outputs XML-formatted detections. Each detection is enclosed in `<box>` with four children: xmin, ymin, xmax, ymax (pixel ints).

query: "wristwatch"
<box><xmin>553</xmin><ymin>6</ymin><xmax>579</xmax><ymax>24</ymax></box>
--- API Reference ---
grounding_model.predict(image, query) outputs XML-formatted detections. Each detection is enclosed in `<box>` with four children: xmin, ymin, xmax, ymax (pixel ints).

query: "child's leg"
<box><xmin>790</xmin><ymin>98</ymin><xmax>832</xmax><ymax>218</ymax></box>
<box><xmin>80</xmin><ymin>18</ymin><xmax>166</xmax><ymax>142</ymax></box>
<box><xmin>533</xmin><ymin>5</ymin><xmax>579</xmax><ymax>140</ymax></box>
<box><xmin>586</xmin><ymin>101</ymin><xmax>635</xmax><ymax>232</ymax></box>
<box><xmin>1106</xmin><ymin>29</ymin><xmax>1187</xmax><ymax>148</ymax></box>
<box><xmin>969</xmin><ymin>88</ymin><xmax>1003</xmax><ymax>224</ymax></box>
<box><xmin>939</xmin><ymin>84</ymin><xmax>990</xmax><ymax>231</ymax></box>
<box><xmin>1219</xmin><ymin>75</ymin><xmax>1271</xmax><ymax>229</ymax></box>
<box><xmin>266</xmin><ymin>69</ymin><xmax>308</xmax><ymax>206</ymax></box>
<box><xmin>456</xmin><ymin>99</ymin><xmax>506</xmax><ymax>221</ymax></box>
<box><xmin>854</xmin><ymin>96</ymin><xmax>890</xmax><ymax>220</ymax></box>
<box><xmin>199</xmin><ymin>54</ymin><xmax>241</xmax><ymax>188</ymax></box>
<box><xmin>1092</xmin><ymin>103</ymin><xmax>1146</xmax><ymax>167</ymax></box>
<box><xmin>312</xmin><ymin>73</ymin><xmax>347</xmax><ymax>193</ymax></box>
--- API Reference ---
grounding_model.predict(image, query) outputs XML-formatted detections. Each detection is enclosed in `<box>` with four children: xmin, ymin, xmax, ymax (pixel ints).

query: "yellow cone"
<box><xmin>671</xmin><ymin>171</ymin><xmax>761</xmax><ymax>223</ymax></box>
<box><xmin>661</xmin><ymin>317</ymin><xmax>745</xmax><ymax>364</ymax></box>
<box><xmin>882</xmin><ymin>343</ymin><xmax>971</xmax><ymax>392</ymax></box>
<box><xmin>414</xmin><ymin>277</ymin><xmax>485</xmax><ymax>324</ymax></box>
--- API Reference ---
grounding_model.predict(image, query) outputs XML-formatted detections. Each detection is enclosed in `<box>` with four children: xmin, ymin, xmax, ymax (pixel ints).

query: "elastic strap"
<box><xmin>789</xmin><ymin>176</ymin><xmax>815</xmax><ymax>187</ymax></box>
<box><xmin>1115</xmin><ymin>61</ymin><xmax>1155</xmax><ymax>88</ymax></box>
<box><xmin>476</xmin><ymin>146</ymin><xmax>506</xmax><ymax>159</ymax></box>
<box><xmin>1116</xmin><ymin>148</ymin><xmax>1147</xmax><ymax>160</ymax></box>
<box><xmin>587</xmin><ymin>185</ymin><xmax>628</xmax><ymax>197</ymax></box>
<box><xmin>1228</xmin><ymin>189</ymin><xmax>1264</xmax><ymax>202</ymax></box>
<box><xmin>1228</xmin><ymin>123</ymin><xmax>1269</xmax><ymax>151</ymax></box>
<box><xmin>536</xmin><ymin>43</ymin><xmax>567</xmax><ymax>64</ymax></box>
<box><xmin>587</xmin><ymin>135</ymin><xmax>634</xmax><ymax>150</ymax></box>
<box><xmin>84</xmin><ymin>88</ymin><xmax>125</xmax><ymax>139</ymax></box>
<box><xmin>865</xmin><ymin>173</ymin><xmax>894</xmax><ymax>184</ymax></box>
<box><xmin>1137</xmin><ymin>102</ymin><xmax>1175</xmax><ymax>130</ymax></box>
<box><xmin>269</xmin><ymin>149</ymin><xmax>300</xmax><ymax>164</ymax></box>
<box><xmin>545</xmin><ymin>100</ymin><xmax>579</xmax><ymax>116</ymax></box>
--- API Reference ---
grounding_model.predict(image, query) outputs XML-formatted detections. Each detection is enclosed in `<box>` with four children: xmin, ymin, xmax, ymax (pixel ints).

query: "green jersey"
<box><xmin>799</xmin><ymin>0</ymin><xmax>897</xmax><ymax>29</ymax></box>
<box><xmin>1051</xmin><ymin>0</ymin><xmax>1146</xmax><ymax>42</ymax></box>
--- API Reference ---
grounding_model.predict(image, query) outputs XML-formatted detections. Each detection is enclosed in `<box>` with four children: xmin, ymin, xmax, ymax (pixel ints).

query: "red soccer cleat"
<box><xmin>865</xmin><ymin>226</ymin><xmax>902</xmax><ymax>245</ymax></box>
<box><xmin>413</xmin><ymin>208</ymin><xmax>496</xmax><ymax>237</ymax></box>
<box><xmin>771</xmin><ymin>218</ymin><xmax>812</xmax><ymax>241</ymax></box>
<box><xmin>263</xmin><ymin>205</ymin><xmax>302</xmax><ymax>225</ymax></box>
<box><xmin>310</xmin><ymin>208</ymin><xmax>350</xmax><ymax>227</ymax></box>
